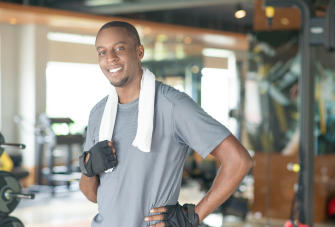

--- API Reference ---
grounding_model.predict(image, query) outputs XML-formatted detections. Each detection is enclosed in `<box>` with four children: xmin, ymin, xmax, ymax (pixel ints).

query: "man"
<box><xmin>79</xmin><ymin>21</ymin><xmax>253</xmax><ymax>227</ymax></box>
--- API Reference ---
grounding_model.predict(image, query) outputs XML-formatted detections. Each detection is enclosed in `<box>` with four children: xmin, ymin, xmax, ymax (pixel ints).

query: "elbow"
<box><xmin>79</xmin><ymin>177</ymin><xmax>98</xmax><ymax>203</ymax></box>
<box><xmin>80</xmin><ymin>185</ymin><xmax>97</xmax><ymax>203</ymax></box>
<box><xmin>88</xmin><ymin>196</ymin><xmax>98</xmax><ymax>203</ymax></box>
<box><xmin>86</xmin><ymin>191</ymin><xmax>97</xmax><ymax>203</ymax></box>
<box><xmin>242</xmin><ymin>149</ymin><xmax>254</xmax><ymax>173</ymax></box>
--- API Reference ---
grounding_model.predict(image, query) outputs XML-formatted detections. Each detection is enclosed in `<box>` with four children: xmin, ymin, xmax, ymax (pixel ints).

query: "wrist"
<box><xmin>194</xmin><ymin>205</ymin><xmax>202</xmax><ymax>223</ymax></box>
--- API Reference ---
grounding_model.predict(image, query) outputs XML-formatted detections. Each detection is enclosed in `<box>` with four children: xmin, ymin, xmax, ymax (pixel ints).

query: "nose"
<box><xmin>106</xmin><ymin>50</ymin><xmax>118</xmax><ymax>63</ymax></box>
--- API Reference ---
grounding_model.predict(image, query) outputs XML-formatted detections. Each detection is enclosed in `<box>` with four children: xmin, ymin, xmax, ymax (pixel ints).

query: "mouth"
<box><xmin>108</xmin><ymin>67</ymin><xmax>122</xmax><ymax>73</ymax></box>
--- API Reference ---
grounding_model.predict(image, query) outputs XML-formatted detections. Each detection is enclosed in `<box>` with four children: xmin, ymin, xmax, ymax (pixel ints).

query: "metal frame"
<box><xmin>325</xmin><ymin>0</ymin><xmax>335</xmax><ymax>50</ymax></box>
<box><xmin>264</xmin><ymin>1</ymin><xmax>314</xmax><ymax>226</ymax></box>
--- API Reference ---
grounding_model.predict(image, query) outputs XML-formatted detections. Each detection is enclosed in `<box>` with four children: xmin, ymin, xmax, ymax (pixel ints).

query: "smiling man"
<box><xmin>79</xmin><ymin>21</ymin><xmax>253</xmax><ymax>227</ymax></box>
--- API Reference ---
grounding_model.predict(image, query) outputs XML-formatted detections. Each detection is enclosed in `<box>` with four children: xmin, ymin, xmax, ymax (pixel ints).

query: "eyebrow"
<box><xmin>96</xmin><ymin>41</ymin><xmax>128</xmax><ymax>50</ymax></box>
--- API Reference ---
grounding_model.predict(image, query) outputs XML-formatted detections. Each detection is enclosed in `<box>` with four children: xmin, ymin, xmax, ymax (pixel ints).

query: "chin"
<box><xmin>110</xmin><ymin>77</ymin><xmax>129</xmax><ymax>87</ymax></box>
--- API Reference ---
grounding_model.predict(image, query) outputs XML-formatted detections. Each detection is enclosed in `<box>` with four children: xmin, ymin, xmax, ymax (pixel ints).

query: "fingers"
<box><xmin>150</xmin><ymin>207</ymin><xmax>167</xmax><ymax>213</ymax></box>
<box><xmin>84</xmin><ymin>152</ymin><xmax>90</xmax><ymax>163</ymax></box>
<box><xmin>145</xmin><ymin>206</ymin><xmax>168</xmax><ymax>226</ymax></box>
<box><xmin>149</xmin><ymin>222</ymin><xmax>165</xmax><ymax>227</ymax></box>
<box><xmin>107</xmin><ymin>141</ymin><xmax>116</xmax><ymax>154</ymax></box>
<box><xmin>145</xmin><ymin>214</ymin><xmax>165</xmax><ymax>222</ymax></box>
<box><xmin>110</xmin><ymin>143</ymin><xmax>117</xmax><ymax>160</ymax></box>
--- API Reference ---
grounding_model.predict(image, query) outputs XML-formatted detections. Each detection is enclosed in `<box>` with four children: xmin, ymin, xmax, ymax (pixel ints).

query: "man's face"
<box><xmin>95</xmin><ymin>27</ymin><xmax>144</xmax><ymax>87</ymax></box>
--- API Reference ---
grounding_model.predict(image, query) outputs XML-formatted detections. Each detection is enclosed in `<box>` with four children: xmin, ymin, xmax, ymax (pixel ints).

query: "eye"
<box><xmin>97</xmin><ymin>50</ymin><xmax>106</xmax><ymax>56</ymax></box>
<box><xmin>115</xmin><ymin>46</ymin><xmax>125</xmax><ymax>52</ymax></box>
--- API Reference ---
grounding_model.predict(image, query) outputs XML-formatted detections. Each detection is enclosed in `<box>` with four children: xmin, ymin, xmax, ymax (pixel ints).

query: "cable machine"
<box><xmin>264</xmin><ymin>1</ymin><xmax>335</xmax><ymax>226</ymax></box>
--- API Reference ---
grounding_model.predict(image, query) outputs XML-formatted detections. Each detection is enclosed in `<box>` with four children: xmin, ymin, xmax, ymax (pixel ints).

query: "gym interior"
<box><xmin>0</xmin><ymin>0</ymin><xmax>335</xmax><ymax>226</ymax></box>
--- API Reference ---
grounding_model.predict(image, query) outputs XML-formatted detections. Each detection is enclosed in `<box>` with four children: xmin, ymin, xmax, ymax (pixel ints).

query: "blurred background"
<box><xmin>0</xmin><ymin>0</ymin><xmax>335</xmax><ymax>226</ymax></box>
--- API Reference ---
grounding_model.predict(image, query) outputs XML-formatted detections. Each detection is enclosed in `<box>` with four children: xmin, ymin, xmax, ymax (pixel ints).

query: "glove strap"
<box><xmin>79</xmin><ymin>151</ymin><xmax>94</xmax><ymax>177</ymax></box>
<box><xmin>183</xmin><ymin>204</ymin><xmax>199</xmax><ymax>226</ymax></box>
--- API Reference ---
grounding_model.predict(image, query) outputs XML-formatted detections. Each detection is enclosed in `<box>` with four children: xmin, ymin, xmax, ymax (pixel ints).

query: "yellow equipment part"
<box><xmin>0</xmin><ymin>151</ymin><xmax>14</xmax><ymax>171</ymax></box>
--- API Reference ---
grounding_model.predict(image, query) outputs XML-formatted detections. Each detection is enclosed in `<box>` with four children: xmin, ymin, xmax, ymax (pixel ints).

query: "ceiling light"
<box><xmin>234</xmin><ymin>4</ymin><xmax>246</xmax><ymax>19</ymax></box>
<box><xmin>85</xmin><ymin>0</ymin><xmax>123</xmax><ymax>6</ymax></box>
<box><xmin>47</xmin><ymin>32</ymin><xmax>96</xmax><ymax>45</ymax></box>
<box><xmin>281</xmin><ymin>17</ymin><xmax>290</xmax><ymax>26</ymax></box>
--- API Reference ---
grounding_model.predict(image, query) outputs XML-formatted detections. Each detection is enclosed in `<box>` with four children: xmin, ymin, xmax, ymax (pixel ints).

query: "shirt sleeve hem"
<box><xmin>197</xmin><ymin>133</ymin><xmax>232</xmax><ymax>159</ymax></box>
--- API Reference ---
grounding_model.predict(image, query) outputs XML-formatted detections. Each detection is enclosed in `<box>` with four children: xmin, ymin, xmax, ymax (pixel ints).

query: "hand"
<box><xmin>84</xmin><ymin>141</ymin><xmax>115</xmax><ymax>163</ymax></box>
<box><xmin>79</xmin><ymin>140</ymin><xmax>117</xmax><ymax>177</ymax></box>
<box><xmin>144</xmin><ymin>203</ymin><xmax>199</xmax><ymax>227</ymax></box>
<box><xmin>145</xmin><ymin>206</ymin><xmax>166</xmax><ymax>227</ymax></box>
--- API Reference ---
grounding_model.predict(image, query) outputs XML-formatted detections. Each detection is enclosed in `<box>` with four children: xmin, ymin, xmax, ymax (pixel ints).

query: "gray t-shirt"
<box><xmin>84</xmin><ymin>81</ymin><xmax>231</xmax><ymax>227</ymax></box>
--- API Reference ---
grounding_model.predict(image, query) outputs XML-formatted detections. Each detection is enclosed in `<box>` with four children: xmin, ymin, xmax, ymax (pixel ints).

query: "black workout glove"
<box><xmin>79</xmin><ymin>140</ymin><xmax>117</xmax><ymax>177</ymax></box>
<box><xmin>164</xmin><ymin>203</ymin><xmax>199</xmax><ymax>227</ymax></box>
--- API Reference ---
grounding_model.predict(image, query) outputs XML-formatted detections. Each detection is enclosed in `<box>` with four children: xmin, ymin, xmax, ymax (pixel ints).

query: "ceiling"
<box><xmin>0</xmin><ymin>0</ymin><xmax>255</xmax><ymax>33</ymax></box>
<box><xmin>0</xmin><ymin>0</ymin><xmax>330</xmax><ymax>33</ymax></box>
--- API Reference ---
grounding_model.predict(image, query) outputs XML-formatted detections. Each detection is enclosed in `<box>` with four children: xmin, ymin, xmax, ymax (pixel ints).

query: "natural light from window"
<box><xmin>201</xmin><ymin>68</ymin><xmax>238</xmax><ymax>135</ymax></box>
<box><xmin>201</xmin><ymin>48</ymin><xmax>239</xmax><ymax>136</ymax></box>
<box><xmin>46</xmin><ymin>61</ymin><xmax>110</xmax><ymax>134</ymax></box>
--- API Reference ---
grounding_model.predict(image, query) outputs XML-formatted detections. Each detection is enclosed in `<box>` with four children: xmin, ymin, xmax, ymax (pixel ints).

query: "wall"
<box><xmin>0</xmin><ymin>24</ymin><xmax>19</xmax><ymax>142</ymax></box>
<box><xmin>0</xmin><ymin>23</ymin><xmax>97</xmax><ymax>173</ymax></box>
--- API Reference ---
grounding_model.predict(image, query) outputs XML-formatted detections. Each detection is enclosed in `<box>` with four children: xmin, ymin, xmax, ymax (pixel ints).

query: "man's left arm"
<box><xmin>194</xmin><ymin>134</ymin><xmax>253</xmax><ymax>222</ymax></box>
<box><xmin>145</xmin><ymin>134</ymin><xmax>253</xmax><ymax>226</ymax></box>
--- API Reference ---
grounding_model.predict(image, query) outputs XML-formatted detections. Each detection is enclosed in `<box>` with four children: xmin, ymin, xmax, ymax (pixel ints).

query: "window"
<box><xmin>46</xmin><ymin>61</ymin><xmax>110</xmax><ymax>134</ymax></box>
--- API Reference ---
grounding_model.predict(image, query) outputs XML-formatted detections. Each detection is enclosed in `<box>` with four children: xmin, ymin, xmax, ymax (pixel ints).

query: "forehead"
<box><xmin>95</xmin><ymin>27</ymin><xmax>135</xmax><ymax>46</ymax></box>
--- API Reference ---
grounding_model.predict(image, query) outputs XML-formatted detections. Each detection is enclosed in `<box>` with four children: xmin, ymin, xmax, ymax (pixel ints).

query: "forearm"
<box><xmin>195</xmin><ymin>135</ymin><xmax>253</xmax><ymax>222</ymax></box>
<box><xmin>195</xmin><ymin>160</ymin><xmax>251</xmax><ymax>221</ymax></box>
<box><xmin>79</xmin><ymin>174</ymin><xmax>99</xmax><ymax>203</ymax></box>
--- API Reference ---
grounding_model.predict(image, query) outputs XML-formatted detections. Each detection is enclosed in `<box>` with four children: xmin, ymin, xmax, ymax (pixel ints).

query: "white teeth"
<box><xmin>108</xmin><ymin>67</ymin><xmax>122</xmax><ymax>73</ymax></box>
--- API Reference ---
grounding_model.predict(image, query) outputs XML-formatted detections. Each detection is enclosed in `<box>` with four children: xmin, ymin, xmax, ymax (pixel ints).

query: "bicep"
<box><xmin>173</xmin><ymin>93</ymin><xmax>231</xmax><ymax>158</ymax></box>
<box><xmin>210</xmin><ymin>135</ymin><xmax>251</xmax><ymax>166</ymax></box>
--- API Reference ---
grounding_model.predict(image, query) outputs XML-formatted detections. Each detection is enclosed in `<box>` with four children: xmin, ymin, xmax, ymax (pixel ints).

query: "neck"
<box><xmin>116</xmin><ymin>68</ymin><xmax>142</xmax><ymax>104</ymax></box>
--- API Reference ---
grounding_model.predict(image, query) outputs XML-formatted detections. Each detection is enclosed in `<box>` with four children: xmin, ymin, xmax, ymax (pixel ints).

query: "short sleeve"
<box><xmin>83</xmin><ymin>96</ymin><xmax>107</xmax><ymax>151</ymax></box>
<box><xmin>173</xmin><ymin>92</ymin><xmax>231</xmax><ymax>158</ymax></box>
<box><xmin>83</xmin><ymin>111</ymin><xmax>95</xmax><ymax>151</ymax></box>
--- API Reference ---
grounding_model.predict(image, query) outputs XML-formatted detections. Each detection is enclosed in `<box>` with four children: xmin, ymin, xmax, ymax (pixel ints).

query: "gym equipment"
<box><xmin>284</xmin><ymin>220</ymin><xmax>308</xmax><ymax>227</ymax></box>
<box><xmin>0</xmin><ymin>171</ymin><xmax>35</xmax><ymax>216</ymax></box>
<box><xmin>328</xmin><ymin>198</ymin><xmax>335</xmax><ymax>218</ymax></box>
<box><xmin>0</xmin><ymin>216</ymin><xmax>24</xmax><ymax>227</ymax></box>
<box><xmin>35</xmin><ymin>115</ymin><xmax>84</xmax><ymax>193</ymax></box>
<box><xmin>325</xmin><ymin>1</ymin><xmax>335</xmax><ymax>50</ymax></box>
<box><xmin>0</xmin><ymin>136</ymin><xmax>29</xmax><ymax>186</ymax></box>
<box><xmin>221</xmin><ymin>196</ymin><xmax>249</xmax><ymax>220</ymax></box>
<box><xmin>0</xmin><ymin>133</ymin><xmax>26</xmax><ymax>155</ymax></box>
<box><xmin>0</xmin><ymin>152</ymin><xmax>14</xmax><ymax>172</ymax></box>
<box><xmin>183</xmin><ymin>153</ymin><xmax>250</xmax><ymax>220</ymax></box>
<box><xmin>0</xmin><ymin>133</ymin><xmax>28</xmax><ymax>178</ymax></box>
<box><xmin>0</xmin><ymin>132</ymin><xmax>35</xmax><ymax>226</ymax></box>
<box><xmin>264</xmin><ymin>0</ymin><xmax>319</xmax><ymax>226</ymax></box>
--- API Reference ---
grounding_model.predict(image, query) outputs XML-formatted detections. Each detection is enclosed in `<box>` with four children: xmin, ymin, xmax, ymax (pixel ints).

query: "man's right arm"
<box><xmin>79</xmin><ymin>141</ymin><xmax>117</xmax><ymax>203</ymax></box>
<box><xmin>80</xmin><ymin>152</ymin><xmax>98</xmax><ymax>203</ymax></box>
<box><xmin>80</xmin><ymin>174</ymin><xmax>99</xmax><ymax>203</ymax></box>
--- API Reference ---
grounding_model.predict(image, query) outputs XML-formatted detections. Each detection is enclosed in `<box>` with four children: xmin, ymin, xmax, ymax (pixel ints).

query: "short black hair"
<box><xmin>97</xmin><ymin>21</ymin><xmax>141</xmax><ymax>45</ymax></box>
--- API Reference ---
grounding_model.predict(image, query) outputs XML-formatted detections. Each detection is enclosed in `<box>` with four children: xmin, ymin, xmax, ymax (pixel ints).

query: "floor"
<box><xmin>8</xmin><ymin>181</ymin><xmax>335</xmax><ymax>227</ymax></box>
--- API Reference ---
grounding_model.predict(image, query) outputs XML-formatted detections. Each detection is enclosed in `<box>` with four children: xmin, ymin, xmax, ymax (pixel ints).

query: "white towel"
<box><xmin>99</xmin><ymin>67</ymin><xmax>155</xmax><ymax>153</ymax></box>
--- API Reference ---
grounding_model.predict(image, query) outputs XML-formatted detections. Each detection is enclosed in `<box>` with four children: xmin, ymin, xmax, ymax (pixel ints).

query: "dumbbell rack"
<box><xmin>0</xmin><ymin>133</ymin><xmax>35</xmax><ymax>227</ymax></box>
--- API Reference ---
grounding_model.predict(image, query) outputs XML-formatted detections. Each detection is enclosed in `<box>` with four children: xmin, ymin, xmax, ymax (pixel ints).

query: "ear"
<box><xmin>137</xmin><ymin>45</ymin><xmax>144</xmax><ymax>60</ymax></box>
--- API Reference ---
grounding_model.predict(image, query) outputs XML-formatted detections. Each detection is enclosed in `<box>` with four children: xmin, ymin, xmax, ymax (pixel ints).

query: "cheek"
<box><xmin>98</xmin><ymin>58</ymin><xmax>105</xmax><ymax>67</ymax></box>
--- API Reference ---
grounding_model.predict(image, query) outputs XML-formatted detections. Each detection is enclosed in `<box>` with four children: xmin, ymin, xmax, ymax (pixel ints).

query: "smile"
<box><xmin>108</xmin><ymin>67</ymin><xmax>122</xmax><ymax>73</ymax></box>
